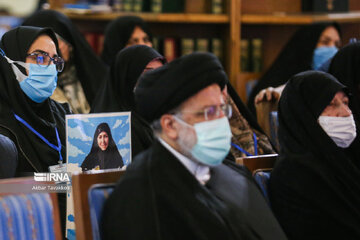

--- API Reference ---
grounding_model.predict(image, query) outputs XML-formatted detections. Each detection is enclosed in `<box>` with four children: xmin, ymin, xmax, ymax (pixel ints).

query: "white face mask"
<box><xmin>318</xmin><ymin>115</ymin><xmax>357</xmax><ymax>148</ymax></box>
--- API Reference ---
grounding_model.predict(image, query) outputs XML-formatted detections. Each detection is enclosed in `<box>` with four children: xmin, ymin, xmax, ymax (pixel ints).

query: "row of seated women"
<box><xmin>0</xmin><ymin>8</ymin><xmax>359</xmax><ymax>239</ymax></box>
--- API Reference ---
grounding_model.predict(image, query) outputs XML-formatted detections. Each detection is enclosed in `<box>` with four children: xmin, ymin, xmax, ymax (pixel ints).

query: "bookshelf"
<box><xmin>52</xmin><ymin>0</ymin><xmax>360</xmax><ymax>103</ymax></box>
<box><xmin>237</xmin><ymin>0</ymin><xmax>360</xmax><ymax>102</ymax></box>
<box><xmin>61</xmin><ymin>11</ymin><xmax>230</xmax><ymax>23</ymax></box>
<box><xmin>53</xmin><ymin>0</ymin><xmax>240</xmax><ymax>96</ymax></box>
<box><xmin>242</xmin><ymin>12</ymin><xmax>360</xmax><ymax>25</ymax></box>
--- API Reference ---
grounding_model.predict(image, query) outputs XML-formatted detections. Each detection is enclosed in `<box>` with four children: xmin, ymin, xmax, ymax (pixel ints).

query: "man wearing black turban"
<box><xmin>102</xmin><ymin>52</ymin><xmax>287</xmax><ymax>240</ymax></box>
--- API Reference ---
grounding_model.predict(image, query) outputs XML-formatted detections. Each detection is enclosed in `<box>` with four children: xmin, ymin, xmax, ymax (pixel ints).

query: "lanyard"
<box><xmin>231</xmin><ymin>132</ymin><xmax>258</xmax><ymax>157</ymax></box>
<box><xmin>14</xmin><ymin>113</ymin><xmax>63</xmax><ymax>162</ymax></box>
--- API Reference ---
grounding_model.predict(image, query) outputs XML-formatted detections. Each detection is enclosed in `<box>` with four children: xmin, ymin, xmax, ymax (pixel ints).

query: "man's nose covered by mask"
<box><xmin>2</xmin><ymin>53</ymin><xmax>58</xmax><ymax>103</ymax></box>
<box><xmin>175</xmin><ymin>116</ymin><xmax>232</xmax><ymax>166</ymax></box>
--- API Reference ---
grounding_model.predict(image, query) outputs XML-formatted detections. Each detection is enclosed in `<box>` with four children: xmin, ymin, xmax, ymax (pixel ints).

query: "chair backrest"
<box><xmin>88</xmin><ymin>183</ymin><xmax>116</xmax><ymax>240</ymax></box>
<box><xmin>236</xmin><ymin>153</ymin><xmax>278</xmax><ymax>173</ymax></box>
<box><xmin>253</xmin><ymin>168</ymin><xmax>272</xmax><ymax>203</ymax></box>
<box><xmin>255</xmin><ymin>100</ymin><xmax>278</xmax><ymax>137</ymax></box>
<box><xmin>269</xmin><ymin>111</ymin><xmax>279</xmax><ymax>151</ymax></box>
<box><xmin>72</xmin><ymin>169</ymin><xmax>125</xmax><ymax>240</ymax></box>
<box><xmin>0</xmin><ymin>177</ymin><xmax>62</xmax><ymax>240</ymax></box>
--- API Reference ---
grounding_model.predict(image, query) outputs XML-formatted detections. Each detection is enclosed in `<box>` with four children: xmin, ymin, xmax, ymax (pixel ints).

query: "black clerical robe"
<box><xmin>101</xmin><ymin>140</ymin><xmax>287</xmax><ymax>240</ymax></box>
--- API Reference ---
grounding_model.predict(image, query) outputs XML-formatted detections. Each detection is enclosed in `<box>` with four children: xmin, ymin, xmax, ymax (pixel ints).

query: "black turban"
<box><xmin>135</xmin><ymin>52</ymin><xmax>227</xmax><ymax>122</ymax></box>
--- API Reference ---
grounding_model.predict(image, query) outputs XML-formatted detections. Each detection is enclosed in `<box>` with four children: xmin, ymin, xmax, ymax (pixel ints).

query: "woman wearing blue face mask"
<box><xmin>0</xmin><ymin>26</ymin><xmax>70</xmax><ymax>177</ymax></box>
<box><xmin>250</xmin><ymin>22</ymin><xmax>341</xmax><ymax>114</ymax></box>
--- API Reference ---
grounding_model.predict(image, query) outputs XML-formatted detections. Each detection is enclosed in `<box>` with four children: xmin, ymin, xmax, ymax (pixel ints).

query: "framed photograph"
<box><xmin>65</xmin><ymin>112</ymin><xmax>131</xmax><ymax>239</ymax></box>
<box><xmin>66</xmin><ymin>112</ymin><xmax>131</xmax><ymax>172</ymax></box>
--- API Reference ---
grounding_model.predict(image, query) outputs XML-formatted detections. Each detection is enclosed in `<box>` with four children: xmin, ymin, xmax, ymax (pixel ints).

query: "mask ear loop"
<box><xmin>0</xmin><ymin>48</ymin><xmax>29</xmax><ymax>83</ymax></box>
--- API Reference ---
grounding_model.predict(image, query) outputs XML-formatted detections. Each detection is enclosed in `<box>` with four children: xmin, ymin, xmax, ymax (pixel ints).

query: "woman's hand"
<box><xmin>254</xmin><ymin>84</ymin><xmax>285</xmax><ymax>104</ymax></box>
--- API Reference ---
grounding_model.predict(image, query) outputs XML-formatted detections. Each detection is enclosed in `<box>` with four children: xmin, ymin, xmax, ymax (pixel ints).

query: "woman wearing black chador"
<box><xmin>81</xmin><ymin>122</ymin><xmax>123</xmax><ymax>171</ymax></box>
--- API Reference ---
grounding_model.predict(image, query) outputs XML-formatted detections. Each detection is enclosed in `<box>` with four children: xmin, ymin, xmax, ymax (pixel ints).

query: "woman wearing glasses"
<box><xmin>23</xmin><ymin>10</ymin><xmax>108</xmax><ymax>113</ymax></box>
<box><xmin>0</xmin><ymin>26</ymin><xmax>69</xmax><ymax>177</ymax></box>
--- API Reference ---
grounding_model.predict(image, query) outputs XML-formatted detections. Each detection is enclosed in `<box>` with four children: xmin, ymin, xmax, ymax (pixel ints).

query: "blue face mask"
<box><xmin>19</xmin><ymin>64</ymin><xmax>58</xmax><ymax>103</ymax></box>
<box><xmin>176</xmin><ymin>116</ymin><xmax>232</xmax><ymax>166</ymax></box>
<box><xmin>2</xmin><ymin>55</ymin><xmax>58</xmax><ymax>103</ymax></box>
<box><xmin>312</xmin><ymin>46</ymin><xmax>338</xmax><ymax>70</ymax></box>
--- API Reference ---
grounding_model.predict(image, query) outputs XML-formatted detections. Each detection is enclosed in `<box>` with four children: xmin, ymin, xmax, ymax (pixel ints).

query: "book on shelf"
<box><xmin>163</xmin><ymin>37</ymin><xmax>178</xmax><ymax>62</ymax></box>
<box><xmin>133</xmin><ymin>0</ymin><xmax>150</xmax><ymax>12</ymax></box>
<box><xmin>240</xmin><ymin>39</ymin><xmax>250</xmax><ymax>72</ymax></box>
<box><xmin>181</xmin><ymin>38</ymin><xmax>195</xmax><ymax>56</ymax></box>
<box><xmin>302</xmin><ymin>0</ymin><xmax>348</xmax><ymax>13</ymax></box>
<box><xmin>196</xmin><ymin>38</ymin><xmax>209</xmax><ymax>52</ymax></box>
<box><xmin>123</xmin><ymin>0</ymin><xmax>133</xmax><ymax>11</ymax></box>
<box><xmin>211</xmin><ymin>38</ymin><xmax>223</xmax><ymax>62</ymax></box>
<box><xmin>151</xmin><ymin>0</ymin><xmax>184</xmax><ymax>13</ymax></box>
<box><xmin>185</xmin><ymin>0</ymin><xmax>210</xmax><ymax>13</ymax></box>
<box><xmin>212</xmin><ymin>0</ymin><xmax>223</xmax><ymax>14</ymax></box>
<box><xmin>251</xmin><ymin>38</ymin><xmax>262</xmax><ymax>73</ymax></box>
<box><xmin>133</xmin><ymin>0</ymin><xmax>143</xmax><ymax>12</ymax></box>
<box><xmin>154</xmin><ymin>37</ymin><xmax>222</xmax><ymax>62</ymax></box>
<box><xmin>112</xmin><ymin>0</ymin><xmax>124</xmax><ymax>11</ymax></box>
<box><xmin>151</xmin><ymin>0</ymin><xmax>162</xmax><ymax>13</ymax></box>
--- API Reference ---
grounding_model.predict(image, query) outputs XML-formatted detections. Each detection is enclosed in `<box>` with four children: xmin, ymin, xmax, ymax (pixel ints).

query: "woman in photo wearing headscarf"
<box><xmin>248</xmin><ymin>22</ymin><xmax>341</xmax><ymax>114</ymax></box>
<box><xmin>22</xmin><ymin>10</ymin><xmax>108</xmax><ymax>113</ymax></box>
<box><xmin>92</xmin><ymin>45</ymin><xmax>165</xmax><ymax>158</ymax></box>
<box><xmin>0</xmin><ymin>26</ymin><xmax>70</xmax><ymax>176</ymax></box>
<box><xmin>81</xmin><ymin>122</ymin><xmax>123</xmax><ymax>171</ymax></box>
<box><xmin>328</xmin><ymin>41</ymin><xmax>360</xmax><ymax>123</ymax></box>
<box><xmin>101</xmin><ymin>16</ymin><xmax>152</xmax><ymax>66</ymax></box>
<box><xmin>270</xmin><ymin>71</ymin><xmax>360</xmax><ymax>239</ymax></box>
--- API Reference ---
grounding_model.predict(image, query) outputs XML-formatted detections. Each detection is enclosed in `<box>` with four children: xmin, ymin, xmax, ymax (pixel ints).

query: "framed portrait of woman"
<box><xmin>65</xmin><ymin>112</ymin><xmax>131</xmax><ymax>238</ymax></box>
<box><xmin>66</xmin><ymin>112</ymin><xmax>131</xmax><ymax>172</ymax></box>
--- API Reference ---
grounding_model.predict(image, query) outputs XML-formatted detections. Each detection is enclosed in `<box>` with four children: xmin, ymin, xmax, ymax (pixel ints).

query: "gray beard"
<box><xmin>176</xmin><ymin>125</ymin><xmax>198</xmax><ymax>162</ymax></box>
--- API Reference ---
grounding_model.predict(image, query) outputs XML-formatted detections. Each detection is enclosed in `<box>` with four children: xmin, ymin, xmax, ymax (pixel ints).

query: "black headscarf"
<box><xmin>270</xmin><ymin>71</ymin><xmax>360</xmax><ymax>239</ymax></box>
<box><xmin>247</xmin><ymin>22</ymin><xmax>341</xmax><ymax>114</ymax></box>
<box><xmin>22</xmin><ymin>10</ymin><xmax>108</xmax><ymax>106</ymax></box>
<box><xmin>92</xmin><ymin>45</ymin><xmax>165</xmax><ymax>158</ymax></box>
<box><xmin>328</xmin><ymin>41</ymin><xmax>360</xmax><ymax>123</ymax></box>
<box><xmin>0</xmin><ymin>26</ymin><xmax>69</xmax><ymax>173</ymax></box>
<box><xmin>81</xmin><ymin>122</ymin><xmax>123</xmax><ymax>171</ymax></box>
<box><xmin>135</xmin><ymin>52</ymin><xmax>227</xmax><ymax>123</ymax></box>
<box><xmin>101</xmin><ymin>16</ymin><xmax>152</xmax><ymax>66</ymax></box>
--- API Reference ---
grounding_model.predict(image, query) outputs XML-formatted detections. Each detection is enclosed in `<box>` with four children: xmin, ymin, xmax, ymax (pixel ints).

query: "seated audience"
<box><xmin>270</xmin><ymin>71</ymin><xmax>360</xmax><ymax>239</ymax></box>
<box><xmin>249</xmin><ymin>23</ymin><xmax>341</xmax><ymax>113</ymax></box>
<box><xmin>101</xmin><ymin>16</ymin><xmax>152</xmax><ymax>66</ymax></box>
<box><xmin>328</xmin><ymin>41</ymin><xmax>360</xmax><ymax>122</ymax></box>
<box><xmin>22</xmin><ymin>10</ymin><xmax>108</xmax><ymax>113</ymax></box>
<box><xmin>92</xmin><ymin>45</ymin><xmax>165</xmax><ymax>158</ymax></box>
<box><xmin>102</xmin><ymin>52</ymin><xmax>287</xmax><ymax>240</ymax></box>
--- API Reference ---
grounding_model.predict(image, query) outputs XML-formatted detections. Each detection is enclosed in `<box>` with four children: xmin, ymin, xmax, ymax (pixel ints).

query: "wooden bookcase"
<box><xmin>238</xmin><ymin>0</ymin><xmax>360</xmax><ymax>102</ymax></box>
<box><xmin>51</xmin><ymin>0</ymin><xmax>241</xmax><ymax>99</ymax></box>
<box><xmin>51</xmin><ymin>0</ymin><xmax>360</xmax><ymax>102</ymax></box>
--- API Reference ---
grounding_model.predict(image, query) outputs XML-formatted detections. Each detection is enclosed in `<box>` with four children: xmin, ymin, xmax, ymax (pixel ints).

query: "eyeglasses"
<box><xmin>180</xmin><ymin>104</ymin><xmax>232</xmax><ymax>121</ymax></box>
<box><xmin>26</xmin><ymin>51</ymin><xmax>64</xmax><ymax>72</ymax></box>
